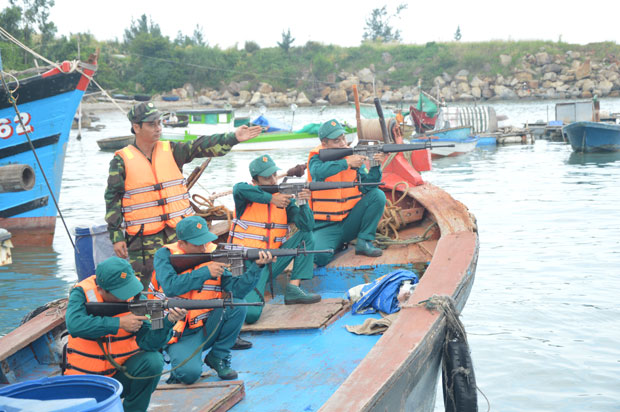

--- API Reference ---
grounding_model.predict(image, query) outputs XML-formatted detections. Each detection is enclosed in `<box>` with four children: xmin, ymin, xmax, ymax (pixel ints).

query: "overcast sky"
<box><xmin>46</xmin><ymin>0</ymin><xmax>620</xmax><ymax>48</ymax></box>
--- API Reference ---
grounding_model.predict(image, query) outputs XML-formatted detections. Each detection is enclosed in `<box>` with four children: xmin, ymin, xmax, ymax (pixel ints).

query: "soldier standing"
<box><xmin>105</xmin><ymin>102</ymin><xmax>261</xmax><ymax>288</ymax></box>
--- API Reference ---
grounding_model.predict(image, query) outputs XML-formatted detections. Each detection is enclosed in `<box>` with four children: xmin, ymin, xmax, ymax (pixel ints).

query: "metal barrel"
<box><xmin>318</xmin><ymin>147</ymin><xmax>355</xmax><ymax>161</ymax></box>
<box><xmin>244</xmin><ymin>247</ymin><xmax>334</xmax><ymax>260</ymax></box>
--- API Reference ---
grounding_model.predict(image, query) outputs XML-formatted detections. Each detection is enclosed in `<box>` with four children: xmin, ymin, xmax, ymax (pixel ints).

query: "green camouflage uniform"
<box><xmin>105</xmin><ymin>133</ymin><xmax>239</xmax><ymax>288</ymax></box>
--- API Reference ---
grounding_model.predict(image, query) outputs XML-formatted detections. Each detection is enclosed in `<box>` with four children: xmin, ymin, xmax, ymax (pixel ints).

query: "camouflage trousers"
<box><xmin>127</xmin><ymin>226</ymin><xmax>177</xmax><ymax>290</ymax></box>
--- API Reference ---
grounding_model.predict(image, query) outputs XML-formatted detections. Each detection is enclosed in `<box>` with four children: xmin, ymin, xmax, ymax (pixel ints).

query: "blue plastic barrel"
<box><xmin>73</xmin><ymin>224</ymin><xmax>115</xmax><ymax>281</ymax></box>
<box><xmin>0</xmin><ymin>375</ymin><xmax>123</xmax><ymax>412</ymax></box>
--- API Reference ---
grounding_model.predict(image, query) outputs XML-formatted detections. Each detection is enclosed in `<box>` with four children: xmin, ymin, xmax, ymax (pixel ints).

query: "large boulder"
<box><xmin>576</xmin><ymin>59</ymin><xmax>591</xmax><ymax>80</ymax></box>
<box><xmin>535</xmin><ymin>52</ymin><xmax>551</xmax><ymax>66</ymax></box>
<box><xmin>296</xmin><ymin>92</ymin><xmax>312</xmax><ymax>106</ymax></box>
<box><xmin>249</xmin><ymin>92</ymin><xmax>262</xmax><ymax>105</ymax></box>
<box><xmin>328</xmin><ymin>89</ymin><xmax>348</xmax><ymax>105</ymax></box>
<box><xmin>258</xmin><ymin>82</ymin><xmax>273</xmax><ymax>94</ymax></box>
<box><xmin>357</xmin><ymin>68</ymin><xmax>375</xmax><ymax>83</ymax></box>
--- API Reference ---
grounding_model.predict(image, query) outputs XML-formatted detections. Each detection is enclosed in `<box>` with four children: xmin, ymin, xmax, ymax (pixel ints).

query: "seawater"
<box><xmin>1</xmin><ymin>100</ymin><xmax>619</xmax><ymax>411</ymax></box>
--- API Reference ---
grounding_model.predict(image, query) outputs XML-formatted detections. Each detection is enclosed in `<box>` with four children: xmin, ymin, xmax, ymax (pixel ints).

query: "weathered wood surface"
<box><xmin>320</xmin><ymin>182</ymin><xmax>479</xmax><ymax>412</ymax></box>
<box><xmin>327</xmin><ymin>221</ymin><xmax>437</xmax><ymax>270</ymax></box>
<box><xmin>0</xmin><ymin>304</ymin><xmax>66</xmax><ymax>362</ymax></box>
<box><xmin>241</xmin><ymin>298</ymin><xmax>349</xmax><ymax>332</ymax></box>
<box><xmin>150</xmin><ymin>381</ymin><xmax>245</xmax><ymax>412</ymax></box>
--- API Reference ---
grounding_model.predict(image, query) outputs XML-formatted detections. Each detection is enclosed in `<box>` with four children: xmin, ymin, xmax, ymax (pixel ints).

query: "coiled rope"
<box><xmin>191</xmin><ymin>191</ymin><xmax>233</xmax><ymax>228</ymax></box>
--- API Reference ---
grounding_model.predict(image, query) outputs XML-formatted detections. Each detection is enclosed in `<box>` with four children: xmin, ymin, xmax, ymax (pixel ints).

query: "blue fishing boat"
<box><xmin>411</xmin><ymin>126</ymin><xmax>478</xmax><ymax>158</ymax></box>
<box><xmin>562</xmin><ymin>121</ymin><xmax>620</xmax><ymax>153</ymax></box>
<box><xmin>0</xmin><ymin>55</ymin><xmax>97</xmax><ymax>246</ymax></box>
<box><xmin>0</xmin><ymin>151</ymin><xmax>479</xmax><ymax>411</ymax></box>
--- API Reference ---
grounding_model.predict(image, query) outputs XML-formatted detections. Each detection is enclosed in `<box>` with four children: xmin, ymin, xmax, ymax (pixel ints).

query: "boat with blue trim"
<box><xmin>563</xmin><ymin>121</ymin><xmax>620</xmax><ymax>152</ymax></box>
<box><xmin>0</xmin><ymin>142</ymin><xmax>479</xmax><ymax>410</ymax></box>
<box><xmin>411</xmin><ymin>126</ymin><xmax>478</xmax><ymax>158</ymax></box>
<box><xmin>0</xmin><ymin>54</ymin><xmax>97</xmax><ymax>246</ymax></box>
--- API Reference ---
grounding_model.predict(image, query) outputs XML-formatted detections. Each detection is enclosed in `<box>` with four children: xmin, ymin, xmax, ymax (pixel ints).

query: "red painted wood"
<box><xmin>0</xmin><ymin>217</ymin><xmax>55</xmax><ymax>246</ymax></box>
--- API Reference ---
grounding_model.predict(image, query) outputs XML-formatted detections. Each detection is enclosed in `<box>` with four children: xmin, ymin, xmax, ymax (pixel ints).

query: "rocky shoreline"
<box><xmin>83</xmin><ymin>50</ymin><xmax>620</xmax><ymax>113</ymax></box>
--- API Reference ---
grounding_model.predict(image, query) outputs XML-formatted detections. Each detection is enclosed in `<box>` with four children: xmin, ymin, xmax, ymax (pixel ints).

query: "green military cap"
<box><xmin>127</xmin><ymin>102</ymin><xmax>161</xmax><ymax>124</ymax></box>
<box><xmin>96</xmin><ymin>257</ymin><xmax>143</xmax><ymax>300</ymax></box>
<box><xmin>318</xmin><ymin>119</ymin><xmax>345</xmax><ymax>140</ymax></box>
<box><xmin>177</xmin><ymin>216</ymin><xmax>218</xmax><ymax>246</ymax></box>
<box><xmin>249</xmin><ymin>154</ymin><xmax>280</xmax><ymax>178</ymax></box>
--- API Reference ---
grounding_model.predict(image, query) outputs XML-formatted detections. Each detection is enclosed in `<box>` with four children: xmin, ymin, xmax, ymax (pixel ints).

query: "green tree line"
<box><xmin>2</xmin><ymin>3</ymin><xmax>620</xmax><ymax>99</ymax></box>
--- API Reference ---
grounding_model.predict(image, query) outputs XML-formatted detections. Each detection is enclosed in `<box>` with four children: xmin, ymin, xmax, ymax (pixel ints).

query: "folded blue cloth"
<box><xmin>348</xmin><ymin>269</ymin><xmax>419</xmax><ymax>315</ymax></box>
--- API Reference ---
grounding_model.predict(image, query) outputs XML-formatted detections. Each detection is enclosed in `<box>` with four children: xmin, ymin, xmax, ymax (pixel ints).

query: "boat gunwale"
<box><xmin>320</xmin><ymin>182</ymin><xmax>479</xmax><ymax>411</ymax></box>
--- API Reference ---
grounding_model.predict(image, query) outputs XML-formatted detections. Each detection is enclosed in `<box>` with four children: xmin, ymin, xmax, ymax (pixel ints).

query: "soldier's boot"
<box><xmin>204</xmin><ymin>352</ymin><xmax>237</xmax><ymax>380</ymax></box>
<box><xmin>355</xmin><ymin>239</ymin><xmax>383</xmax><ymax>257</ymax></box>
<box><xmin>284</xmin><ymin>284</ymin><xmax>321</xmax><ymax>305</ymax></box>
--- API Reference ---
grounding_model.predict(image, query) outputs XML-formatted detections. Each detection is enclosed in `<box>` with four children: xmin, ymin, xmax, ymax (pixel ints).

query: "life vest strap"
<box><xmin>202</xmin><ymin>285</ymin><xmax>223</xmax><ymax>292</ymax></box>
<box><xmin>231</xmin><ymin>218</ymin><xmax>289</xmax><ymax>230</ymax></box>
<box><xmin>124</xmin><ymin>206</ymin><xmax>194</xmax><ymax>228</ymax></box>
<box><xmin>123</xmin><ymin>178</ymin><xmax>187</xmax><ymax>198</ymax></box>
<box><xmin>67</xmin><ymin>346</ymin><xmax>141</xmax><ymax>360</ymax></box>
<box><xmin>228</xmin><ymin>231</ymin><xmax>288</xmax><ymax>244</ymax></box>
<box><xmin>190</xmin><ymin>311</ymin><xmax>211</xmax><ymax>325</ymax></box>
<box><xmin>311</xmin><ymin>194</ymin><xmax>363</xmax><ymax>203</ymax></box>
<box><xmin>121</xmin><ymin>192</ymin><xmax>191</xmax><ymax>213</ymax></box>
<box><xmin>65</xmin><ymin>363</ymin><xmax>117</xmax><ymax>376</ymax></box>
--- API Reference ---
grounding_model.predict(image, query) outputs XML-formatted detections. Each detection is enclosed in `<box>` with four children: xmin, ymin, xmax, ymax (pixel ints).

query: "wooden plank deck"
<box><xmin>241</xmin><ymin>298</ymin><xmax>350</xmax><ymax>332</ymax></box>
<box><xmin>150</xmin><ymin>381</ymin><xmax>245</xmax><ymax>412</ymax></box>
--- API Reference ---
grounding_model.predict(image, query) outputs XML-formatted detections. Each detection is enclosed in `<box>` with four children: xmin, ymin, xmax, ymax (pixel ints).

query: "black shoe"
<box><xmin>231</xmin><ymin>336</ymin><xmax>252</xmax><ymax>350</ymax></box>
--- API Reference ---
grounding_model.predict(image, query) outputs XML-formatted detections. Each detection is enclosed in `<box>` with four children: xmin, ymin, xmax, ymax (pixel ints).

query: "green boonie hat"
<box><xmin>318</xmin><ymin>119</ymin><xmax>345</xmax><ymax>140</ymax></box>
<box><xmin>249</xmin><ymin>154</ymin><xmax>280</xmax><ymax>178</ymax></box>
<box><xmin>177</xmin><ymin>216</ymin><xmax>218</xmax><ymax>246</ymax></box>
<box><xmin>96</xmin><ymin>257</ymin><xmax>143</xmax><ymax>301</ymax></box>
<box><xmin>127</xmin><ymin>102</ymin><xmax>161</xmax><ymax>124</ymax></box>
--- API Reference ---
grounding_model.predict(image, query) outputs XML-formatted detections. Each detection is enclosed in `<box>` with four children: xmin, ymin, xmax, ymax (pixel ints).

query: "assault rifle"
<box><xmin>258</xmin><ymin>180</ymin><xmax>384</xmax><ymax>205</ymax></box>
<box><xmin>319</xmin><ymin>140</ymin><xmax>455</xmax><ymax>167</ymax></box>
<box><xmin>169</xmin><ymin>244</ymin><xmax>334</xmax><ymax>276</ymax></box>
<box><xmin>85</xmin><ymin>297</ymin><xmax>261</xmax><ymax>329</ymax></box>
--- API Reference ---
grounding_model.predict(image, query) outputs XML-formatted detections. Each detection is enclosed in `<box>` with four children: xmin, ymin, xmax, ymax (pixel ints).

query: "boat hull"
<box><xmin>563</xmin><ymin>121</ymin><xmax>620</xmax><ymax>152</ymax></box>
<box><xmin>0</xmin><ymin>68</ymin><xmax>94</xmax><ymax>246</ymax></box>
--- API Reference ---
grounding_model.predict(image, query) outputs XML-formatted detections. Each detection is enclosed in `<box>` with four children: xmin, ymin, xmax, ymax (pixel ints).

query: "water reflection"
<box><xmin>0</xmin><ymin>247</ymin><xmax>72</xmax><ymax>334</ymax></box>
<box><xmin>567</xmin><ymin>151</ymin><xmax>620</xmax><ymax>166</ymax></box>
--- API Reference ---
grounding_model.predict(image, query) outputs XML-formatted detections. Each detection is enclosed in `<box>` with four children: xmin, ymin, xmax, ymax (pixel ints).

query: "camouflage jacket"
<box><xmin>105</xmin><ymin>133</ymin><xmax>238</xmax><ymax>243</ymax></box>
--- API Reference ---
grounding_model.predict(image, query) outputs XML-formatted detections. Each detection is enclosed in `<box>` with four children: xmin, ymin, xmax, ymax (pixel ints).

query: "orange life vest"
<box><xmin>149</xmin><ymin>242</ymin><xmax>222</xmax><ymax>344</ymax></box>
<box><xmin>228</xmin><ymin>193</ymin><xmax>289</xmax><ymax>249</ymax></box>
<box><xmin>307</xmin><ymin>145</ymin><xmax>362</xmax><ymax>221</ymax></box>
<box><xmin>64</xmin><ymin>276</ymin><xmax>141</xmax><ymax>376</ymax></box>
<box><xmin>116</xmin><ymin>141</ymin><xmax>194</xmax><ymax>236</ymax></box>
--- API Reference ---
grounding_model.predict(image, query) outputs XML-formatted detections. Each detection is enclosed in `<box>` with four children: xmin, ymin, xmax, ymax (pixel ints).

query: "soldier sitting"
<box><xmin>230</xmin><ymin>154</ymin><xmax>321</xmax><ymax>325</ymax></box>
<box><xmin>307</xmin><ymin>119</ymin><xmax>387</xmax><ymax>266</ymax></box>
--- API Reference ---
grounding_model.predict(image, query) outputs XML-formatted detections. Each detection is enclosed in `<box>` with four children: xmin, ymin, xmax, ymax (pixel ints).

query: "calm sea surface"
<box><xmin>1</xmin><ymin>99</ymin><xmax>620</xmax><ymax>411</ymax></box>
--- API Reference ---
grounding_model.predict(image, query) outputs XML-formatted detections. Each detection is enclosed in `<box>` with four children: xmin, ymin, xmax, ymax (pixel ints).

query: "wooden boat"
<box><xmin>0</xmin><ymin>147</ymin><xmax>478</xmax><ymax>410</ymax></box>
<box><xmin>162</xmin><ymin>112</ymin><xmax>190</xmax><ymax>128</ymax></box>
<box><xmin>96</xmin><ymin>135</ymin><xmax>134</xmax><ymax>152</ymax></box>
<box><xmin>563</xmin><ymin>121</ymin><xmax>620</xmax><ymax>152</ymax></box>
<box><xmin>0</xmin><ymin>55</ymin><xmax>97</xmax><ymax>246</ymax></box>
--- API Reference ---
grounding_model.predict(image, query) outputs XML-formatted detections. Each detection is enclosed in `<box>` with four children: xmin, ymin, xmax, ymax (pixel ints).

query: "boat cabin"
<box><xmin>161</xmin><ymin>109</ymin><xmax>235</xmax><ymax>142</ymax></box>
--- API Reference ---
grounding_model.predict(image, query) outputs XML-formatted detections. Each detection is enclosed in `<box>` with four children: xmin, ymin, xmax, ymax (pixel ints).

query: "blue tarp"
<box><xmin>347</xmin><ymin>269</ymin><xmax>419</xmax><ymax>315</ymax></box>
<box><xmin>252</xmin><ymin>115</ymin><xmax>291</xmax><ymax>132</ymax></box>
